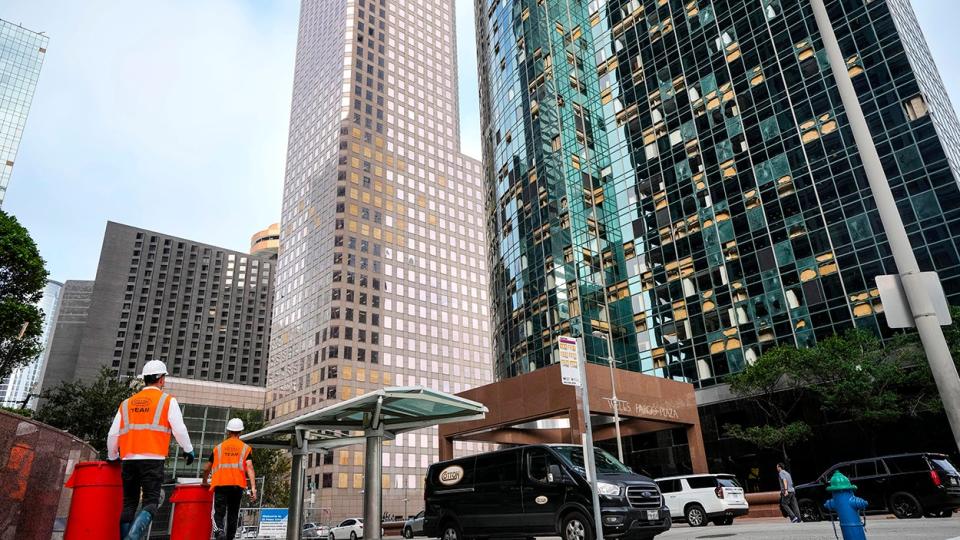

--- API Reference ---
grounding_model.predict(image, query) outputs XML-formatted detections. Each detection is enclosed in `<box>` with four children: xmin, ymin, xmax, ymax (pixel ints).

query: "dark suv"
<box><xmin>795</xmin><ymin>453</ymin><xmax>960</xmax><ymax>520</ymax></box>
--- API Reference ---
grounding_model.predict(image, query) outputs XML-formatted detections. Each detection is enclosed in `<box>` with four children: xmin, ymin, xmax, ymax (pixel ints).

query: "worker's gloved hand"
<box><xmin>184</xmin><ymin>450</ymin><xmax>195</xmax><ymax>466</ymax></box>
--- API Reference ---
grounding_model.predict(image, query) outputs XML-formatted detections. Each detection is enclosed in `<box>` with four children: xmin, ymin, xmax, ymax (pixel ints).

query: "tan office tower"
<box><xmin>267</xmin><ymin>0</ymin><xmax>492</xmax><ymax>520</ymax></box>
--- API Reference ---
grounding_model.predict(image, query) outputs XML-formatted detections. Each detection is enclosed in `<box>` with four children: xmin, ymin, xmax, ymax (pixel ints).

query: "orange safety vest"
<box><xmin>117</xmin><ymin>388</ymin><xmax>173</xmax><ymax>458</ymax></box>
<box><xmin>210</xmin><ymin>438</ymin><xmax>251</xmax><ymax>489</ymax></box>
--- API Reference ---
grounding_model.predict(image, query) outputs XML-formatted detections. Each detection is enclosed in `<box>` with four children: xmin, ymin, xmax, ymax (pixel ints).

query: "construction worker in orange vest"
<box><xmin>202</xmin><ymin>418</ymin><xmax>257</xmax><ymax>540</ymax></box>
<box><xmin>106</xmin><ymin>360</ymin><xmax>195</xmax><ymax>540</ymax></box>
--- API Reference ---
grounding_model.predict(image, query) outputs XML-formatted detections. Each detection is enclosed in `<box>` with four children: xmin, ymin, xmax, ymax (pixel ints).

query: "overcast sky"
<box><xmin>1</xmin><ymin>1</ymin><xmax>957</xmax><ymax>283</ymax></box>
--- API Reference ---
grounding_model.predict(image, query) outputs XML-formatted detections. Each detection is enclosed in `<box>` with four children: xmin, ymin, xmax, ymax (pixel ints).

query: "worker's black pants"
<box><xmin>120</xmin><ymin>459</ymin><xmax>165</xmax><ymax>523</ymax></box>
<box><xmin>213</xmin><ymin>486</ymin><xmax>244</xmax><ymax>540</ymax></box>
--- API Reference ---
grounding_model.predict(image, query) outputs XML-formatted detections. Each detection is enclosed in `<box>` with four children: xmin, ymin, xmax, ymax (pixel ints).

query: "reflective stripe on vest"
<box><xmin>210</xmin><ymin>439</ymin><xmax>250</xmax><ymax>489</ymax></box>
<box><xmin>118</xmin><ymin>393</ymin><xmax>172</xmax><ymax>435</ymax></box>
<box><xmin>117</xmin><ymin>389</ymin><xmax>173</xmax><ymax>458</ymax></box>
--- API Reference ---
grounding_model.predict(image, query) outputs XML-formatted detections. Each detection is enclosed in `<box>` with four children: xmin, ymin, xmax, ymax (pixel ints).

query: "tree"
<box><xmin>0</xmin><ymin>210</ymin><xmax>49</xmax><ymax>381</ymax></box>
<box><xmin>723</xmin><ymin>345</ymin><xmax>813</xmax><ymax>465</ymax></box>
<box><xmin>36</xmin><ymin>366</ymin><xmax>138</xmax><ymax>455</ymax></box>
<box><xmin>233</xmin><ymin>409</ymin><xmax>291</xmax><ymax>507</ymax></box>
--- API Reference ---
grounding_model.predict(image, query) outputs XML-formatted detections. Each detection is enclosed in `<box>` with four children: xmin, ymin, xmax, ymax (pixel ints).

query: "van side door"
<box><xmin>521</xmin><ymin>447</ymin><xmax>568</xmax><ymax>534</ymax></box>
<box><xmin>470</xmin><ymin>450</ymin><xmax>523</xmax><ymax>534</ymax></box>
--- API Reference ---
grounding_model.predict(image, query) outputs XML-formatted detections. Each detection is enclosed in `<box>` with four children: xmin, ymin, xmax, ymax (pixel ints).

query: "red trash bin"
<box><xmin>169</xmin><ymin>483</ymin><xmax>214</xmax><ymax>540</ymax></box>
<box><xmin>64</xmin><ymin>461</ymin><xmax>123</xmax><ymax>540</ymax></box>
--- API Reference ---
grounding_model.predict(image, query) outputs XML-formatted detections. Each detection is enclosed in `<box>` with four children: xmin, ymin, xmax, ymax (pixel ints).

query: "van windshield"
<box><xmin>551</xmin><ymin>446</ymin><xmax>631</xmax><ymax>474</ymax></box>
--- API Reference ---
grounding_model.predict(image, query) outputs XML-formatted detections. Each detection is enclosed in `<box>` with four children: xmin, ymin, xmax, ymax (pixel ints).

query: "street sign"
<box><xmin>259</xmin><ymin>508</ymin><xmax>289</xmax><ymax>538</ymax></box>
<box><xmin>875</xmin><ymin>273</ymin><xmax>951</xmax><ymax>328</ymax></box>
<box><xmin>558</xmin><ymin>337</ymin><xmax>581</xmax><ymax>386</ymax></box>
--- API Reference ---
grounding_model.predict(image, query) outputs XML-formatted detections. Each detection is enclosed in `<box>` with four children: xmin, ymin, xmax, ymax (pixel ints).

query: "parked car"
<box><xmin>423</xmin><ymin>444</ymin><xmax>671</xmax><ymax>540</ymax></box>
<box><xmin>795</xmin><ymin>452</ymin><xmax>960</xmax><ymax>521</ymax></box>
<box><xmin>403</xmin><ymin>510</ymin><xmax>425</xmax><ymax>538</ymax></box>
<box><xmin>329</xmin><ymin>518</ymin><xmax>364</xmax><ymax>540</ymax></box>
<box><xmin>654</xmin><ymin>473</ymin><xmax>748</xmax><ymax>527</ymax></box>
<box><xmin>304</xmin><ymin>522</ymin><xmax>330</xmax><ymax>539</ymax></box>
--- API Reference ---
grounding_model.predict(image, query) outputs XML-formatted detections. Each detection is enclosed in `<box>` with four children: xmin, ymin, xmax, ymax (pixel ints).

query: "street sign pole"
<box><xmin>563</xmin><ymin>337</ymin><xmax>605</xmax><ymax>540</ymax></box>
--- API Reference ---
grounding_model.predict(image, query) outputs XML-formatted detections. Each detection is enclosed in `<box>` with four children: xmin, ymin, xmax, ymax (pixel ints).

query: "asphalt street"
<box><xmin>654</xmin><ymin>516</ymin><xmax>960</xmax><ymax>539</ymax></box>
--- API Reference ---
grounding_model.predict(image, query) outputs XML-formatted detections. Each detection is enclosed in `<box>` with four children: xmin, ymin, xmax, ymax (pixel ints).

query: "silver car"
<box><xmin>402</xmin><ymin>511</ymin><xmax>424</xmax><ymax>539</ymax></box>
<box><xmin>303</xmin><ymin>522</ymin><xmax>330</xmax><ymax>539</ymax></box>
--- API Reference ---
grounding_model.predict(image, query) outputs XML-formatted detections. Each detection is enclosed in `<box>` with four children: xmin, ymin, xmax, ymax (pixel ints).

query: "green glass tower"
<box><xmin>479</xmin><ymin>0</ymin><xmax>960</xmax><ymax>388</ymax></box>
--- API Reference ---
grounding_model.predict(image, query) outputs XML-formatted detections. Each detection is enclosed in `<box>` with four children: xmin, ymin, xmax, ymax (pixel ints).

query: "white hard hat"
<box><xmin>226</xmin><ymin>418</ymin><xmax>245</xmax><ymax>432</ymax></box>
<box><xmin>141</xmin><ymin>360</ymin><xmax>168</xmax><ymax>377</ymax></box>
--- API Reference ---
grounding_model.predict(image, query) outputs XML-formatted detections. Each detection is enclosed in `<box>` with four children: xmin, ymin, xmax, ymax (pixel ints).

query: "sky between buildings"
<box><xmin>1</xmin><ymin>0</ymin><xmax>957</xmax><ymax>283</ymax></box>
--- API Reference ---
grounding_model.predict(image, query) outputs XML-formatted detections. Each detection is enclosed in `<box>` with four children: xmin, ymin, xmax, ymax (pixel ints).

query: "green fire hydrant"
<box><xmin>823</xmin><ymin>471</ymin><xmax>868</xmax><ymax>540</ymax></box>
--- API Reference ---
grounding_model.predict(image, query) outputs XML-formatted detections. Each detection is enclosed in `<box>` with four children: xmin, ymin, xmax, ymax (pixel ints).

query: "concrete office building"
<box><xmin>476</xmin><ymin>0</ymin><xmax>960</xmax><ymax>477</ymax></box>
<box><xmin>266</xmin><ymin>0</ymin><xmax>492</xmax><ymax>519</ymax></box>
<box><xmin>0</xmin><ymin>19</ymin><xmax>48</xmax><ymax>205</ymax></box>
<box><xmin>36</xmin><ymin>280</ymin><xmax>93</xmax><ymax>394</ymax></box>
<box><xmin>0</xmin><ymin>280</ymin><xmax>62</xmax><ymax>408</ymax></box>
<box><xmin>251</xmin><ymin>223</ymin><xmax>281</xmax><ymax>260</ymax></box>
<box><xmin>42</xmin><ymin>222</ymin><xmax>276</xmax><ymax>391</ymax></box>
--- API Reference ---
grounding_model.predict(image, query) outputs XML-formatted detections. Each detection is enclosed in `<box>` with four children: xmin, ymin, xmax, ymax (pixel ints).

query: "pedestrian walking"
<box><xmin>777</xmin><ymin>462</ymin><xmax>802</xmax><ymax>523</ymax></box>
<box><xmin>203</xmin><ymin>418</ymin><xmax>257</xmax><ymax>540</ymax></box>
<box><xmin>107</xmin><ymin>360</ymin><xmax>196</xmax><ymax>540</ymax></box>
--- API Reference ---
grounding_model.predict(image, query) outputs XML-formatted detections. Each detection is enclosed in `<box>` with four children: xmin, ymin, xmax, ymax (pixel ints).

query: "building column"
<box><xmin>439</xmin><ymin>435</ymin><xmax>453</xmax><ymax>461</ymax></box>
<box><xmin>686</xmin><ymin>423</ymin><xmax>709</xmax><ymax>474</ymax></box>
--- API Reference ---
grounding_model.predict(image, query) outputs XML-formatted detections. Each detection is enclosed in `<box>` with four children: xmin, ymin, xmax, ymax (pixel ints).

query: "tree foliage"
<box><xmin>0</xmin><ymin>210</ymin><xmax>49</xmax><ymax>381</ymax></box>
<box><xmin>725</xmin><ymin>322</ymin><xmax>960</xmax><ymax>459</ymax></box>
<box><xmin>36</xmin><ymin>366</ymin><xmax>138</xmax><ymax>455</ymax></box>
<box><xmin>234</xmin><ymin>409</ymin><xmax>291</xmax><ymax>507</ymax></box>
<box><xmin>723</xmin><ymin>345</ymin><xmax>813</xmax><ymax>463</ymax></box>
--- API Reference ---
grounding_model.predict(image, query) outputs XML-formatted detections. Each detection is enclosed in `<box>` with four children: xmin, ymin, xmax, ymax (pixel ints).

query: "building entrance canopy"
<box><xmin>243</xmin><ymin>387</ymin><xmax>487</xmax><ymax>540</ymax></box>
<box><xmin>438</xmin><ymin>363</ymin><xmax>708</xmax><ymax>473</ymax></box>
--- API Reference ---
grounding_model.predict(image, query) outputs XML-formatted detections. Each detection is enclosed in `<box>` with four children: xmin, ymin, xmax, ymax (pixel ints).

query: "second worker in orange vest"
<box><xmin>203</xmin><ymin>418</ymin><xmax>257</xmax><ymax>540</ymax></box>
<box><xmin>107</xmin><ymin>360</ymin><xmax>195</xmax><ymax>540</ymax></box>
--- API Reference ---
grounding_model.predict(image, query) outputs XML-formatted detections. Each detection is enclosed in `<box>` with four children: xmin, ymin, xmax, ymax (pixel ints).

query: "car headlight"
<box><xmin>597</xmin><ymin>481</ymin><xmax>621</xmax><ymax>496</ymax></box>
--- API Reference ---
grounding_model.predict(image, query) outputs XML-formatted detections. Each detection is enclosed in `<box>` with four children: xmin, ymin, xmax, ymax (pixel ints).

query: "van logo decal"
<box><xmin>438</xmin><ymin>465</ymin><xmax>464</xmax><ymax>486</ymax></box>
<box><xmin>535</xmin><ymin>496</ymin><xmax>548</xmax><ymax>505</ymax></box>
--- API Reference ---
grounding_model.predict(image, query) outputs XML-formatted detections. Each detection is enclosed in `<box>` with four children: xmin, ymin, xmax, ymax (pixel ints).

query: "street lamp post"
<box><xmin>593</xmin><ymin>330</ymin><xmax>624</xmax><ymax>463</ymax></box>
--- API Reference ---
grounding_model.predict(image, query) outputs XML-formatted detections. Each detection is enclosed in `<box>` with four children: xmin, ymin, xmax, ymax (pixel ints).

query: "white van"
<box><xmin>654</xmin><ymin>474</ymin><xmax>748</xmax><ymax>527</ymax></box>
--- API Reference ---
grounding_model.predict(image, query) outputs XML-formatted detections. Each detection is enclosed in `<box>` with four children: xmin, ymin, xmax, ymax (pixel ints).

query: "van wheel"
<box><xmin>890</xmin><ymin>492</ymin><xmax>923</xmax><ymax>519</ymax></box>
<box><xmin>684</xmin><ymin>504</ymin><xmax>706</xmax><ymax>527</ymax></box>
<box><xmin>440</xmin><ymin>520</ymin><xmax>462</xmax><ymax>540</ymax></box>
<box><xmin>404</xmin><ymin>527</ymin><xmax>414</xmax><ymax>539</ymax></box>
<box><xmin>561</xmin><ymin>511</ymin><xmax>593</xmax><ymax>540</ymax></box>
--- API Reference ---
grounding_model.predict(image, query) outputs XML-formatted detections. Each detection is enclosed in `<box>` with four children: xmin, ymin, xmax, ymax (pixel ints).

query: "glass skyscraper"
<box><xmin>0</xmin><ymin>280</ymin><xmax>61</xmax><ymax>408</ymax></box>
<box><xmin>478</xmin><ymin>0</ymin><xmax>960</xmax><ymax>389</ymax></box>
<box><xmin>0</xmin><ymin>19</ymin><xmax>47</xmax><ymax>206</ymax></box>
<box><xmin>267</xmin><ymin>0</ymin><xmax>492</xmax><ymax>520</ymax></box>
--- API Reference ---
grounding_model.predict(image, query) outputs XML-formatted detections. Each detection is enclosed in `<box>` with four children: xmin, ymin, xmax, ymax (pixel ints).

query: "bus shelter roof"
<box><xmin>241</xmin><ymin>386</ymin><xmax>488</xmax><ymax>451</ymax></box>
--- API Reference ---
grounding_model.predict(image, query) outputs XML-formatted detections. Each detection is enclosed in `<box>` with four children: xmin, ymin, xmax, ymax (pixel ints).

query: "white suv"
<box><xmin>655</xmin><ymin>474</ymin><xmax>749</xmax><ymax>527</ymax></box>
<box><xmin>329</xmin><ymin>518</ymin><xmax>364</xmax><ymax>540</ymax></box>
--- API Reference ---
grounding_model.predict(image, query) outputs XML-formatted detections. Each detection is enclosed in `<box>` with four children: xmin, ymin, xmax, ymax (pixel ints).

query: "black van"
<box><xmin>423</xmin><ymin>444</ymin><xmax>671</xmax><ymax>540</ymax></box>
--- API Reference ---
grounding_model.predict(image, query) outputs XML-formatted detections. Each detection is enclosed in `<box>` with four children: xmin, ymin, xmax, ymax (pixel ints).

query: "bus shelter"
<box><xmin>242</xmin><ymin>387</ymin><xmax>487</xmax><ymax>540</ymax></box>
